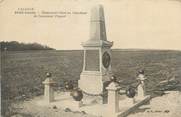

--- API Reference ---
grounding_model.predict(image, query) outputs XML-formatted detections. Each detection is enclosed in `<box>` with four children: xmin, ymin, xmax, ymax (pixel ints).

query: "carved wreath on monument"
<box><xmin>102</xmin><ymin>52</ymin><xmax>111</xmax><ymax>68</ymax></box>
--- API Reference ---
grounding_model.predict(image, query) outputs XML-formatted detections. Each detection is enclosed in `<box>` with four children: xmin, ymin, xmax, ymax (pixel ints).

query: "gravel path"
<box><xmin>11</xmin><ymin>100</ymin><xmax>96</xmax><ymax>117</ymax></box>
<box><xmin>11</xmin><ymin>91</ymin><xmax>181</xmax><ymax>117</ymax></box>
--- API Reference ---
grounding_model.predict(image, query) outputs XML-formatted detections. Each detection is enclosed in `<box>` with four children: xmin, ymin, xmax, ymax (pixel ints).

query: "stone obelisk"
<box><xmin>78</xmin><ymin>5</ymin><xmax>113</xmax><ymax>104</ymax></box>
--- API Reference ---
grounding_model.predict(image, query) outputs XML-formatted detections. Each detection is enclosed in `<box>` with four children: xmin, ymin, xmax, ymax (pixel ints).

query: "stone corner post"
<box><xmin>137</xmin><ymin>73</ymin><xmax>147</xmax><ymax>99</ymax></box>
<box><xmin>42</xmin><ymin>74</ymin><xmax>56</xmax><ymax>103</ymax></box>
<box><xmin>106</xmin><ymin>81</ymin><xmax>120</xmax><ymax>113</ymax></box>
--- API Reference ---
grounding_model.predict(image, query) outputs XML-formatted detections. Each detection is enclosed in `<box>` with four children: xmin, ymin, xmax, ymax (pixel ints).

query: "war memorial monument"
<box><xmin>33</xmin><ymin>5</ymin><xmax>153</xmax><ymax>117</ymax></box>
<box><xmin>2</xmin><ymin>0</ymin><xmax>181</xmax><ymax>116</ymax></box>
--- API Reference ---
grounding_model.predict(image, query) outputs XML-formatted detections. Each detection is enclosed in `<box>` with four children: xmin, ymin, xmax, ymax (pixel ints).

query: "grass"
<box><xmin>1</xmin><ymin>49</ymin><xmax>181</xmax><ymax>116</ymax></box>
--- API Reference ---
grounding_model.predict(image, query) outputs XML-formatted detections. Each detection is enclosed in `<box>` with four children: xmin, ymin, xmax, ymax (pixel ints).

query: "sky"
<box><xmin>0</xmin><ymin>0</ymin><xmax>181</xmax><ymax>50</ymax></box>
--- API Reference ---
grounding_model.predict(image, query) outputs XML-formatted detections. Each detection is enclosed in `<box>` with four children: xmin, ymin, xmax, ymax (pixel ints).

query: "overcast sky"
<box><xmin>1</xmin><ymin>0</ymin><xmax>181</xmax><ymax>50</ymax></box>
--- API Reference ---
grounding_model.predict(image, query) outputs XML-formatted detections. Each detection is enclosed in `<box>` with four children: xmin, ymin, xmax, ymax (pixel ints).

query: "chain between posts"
<box><xmin>81</xmin><ymin>90</ymin><xmax>108</xmax><ymax>97</ymax></box>
<box><xmin>81</xmin><ymin>82</ymin><xmax>138</xmax><ymax>97</ymax></box>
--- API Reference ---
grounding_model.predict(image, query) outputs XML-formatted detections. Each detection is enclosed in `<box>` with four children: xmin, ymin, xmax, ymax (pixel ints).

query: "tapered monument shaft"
<box><xmin>89</xmin><ymin>5</ymin><xmax>107</xmax><ymax>41</ymax></box>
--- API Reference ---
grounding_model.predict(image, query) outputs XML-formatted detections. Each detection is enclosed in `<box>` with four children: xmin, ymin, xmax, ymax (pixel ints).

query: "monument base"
<box><xmin>82</xmin><ymin>93</ymin><xmax>103</xmax><ymax>105</ymax></box>
<box><xmin>78</xmin><ymin>71</ymin><xmax>110</xmax><ymax>93</ymax></box>
<box><xmin>78</xmin><ymin>71</ymin><xmax>110</xmax><ymax>104</ymax></box>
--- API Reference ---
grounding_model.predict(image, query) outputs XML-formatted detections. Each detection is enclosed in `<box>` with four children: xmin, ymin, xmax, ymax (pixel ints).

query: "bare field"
<box><xmin>1</xmin><ymin>49</ymin><xmax>181</xmax><ymax>116</ymax></box>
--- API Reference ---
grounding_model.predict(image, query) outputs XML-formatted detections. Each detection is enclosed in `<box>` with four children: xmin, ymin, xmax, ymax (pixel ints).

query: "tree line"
<box><xmin>0</xmin><ymin>41</ymin><xmax>55</xmax><ymax>51</ymax></box>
